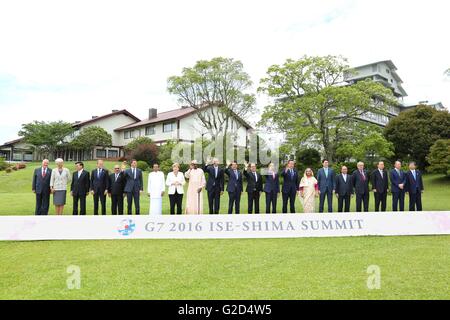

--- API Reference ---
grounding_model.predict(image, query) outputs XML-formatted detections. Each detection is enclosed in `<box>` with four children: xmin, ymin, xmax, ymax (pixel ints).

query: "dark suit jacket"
<box><xmin>264</xmin><ymin>173</ymin><xmax>280</xmax><ymax>193</ymax></box>
<box><xmin>225</xmin><ymin>168</ymin><xmax>243</xmax><ymax>193</ymax></box>
<box><xmin>334</xmin><ymin>174</ymin><xmax>353</xmax><ymax>196</ymax></box>
<box><xmin>124</xmin><ymin>168</ymin><xmax>144</xmax><ymax>193</ymax></box>
<box><xmin>91</xmin><ymin>168</ymin><xmax>110</xmax><ymax>193</ymax></box>
<box><xmin>71</xmin><ymin>170</ymin><xmax>90</xmax><ymax>196</ymax></box>
<box><xmin>108</xmin><ymin>172</ymin><xmax>126</xmax><ymax>195</ymax></box>
<box><xmin>404</xmin><ymin>170</ymin><xmax>424</xmax><ymax>194</ymax></box>
<box><xmin>317</xmin><ymin>167</ymin><xmax>336</xmax><ymax>192</ymax></box>
<box><xmin>32</xmin><ymin>167</ymin><xmax>52</xmax><ymax>194</ymax></box>
<box><xmin>390</xmin><ymin>169</ymin><xmax>406</xmax><ymax>193</ymax></box>
<box><xmin>243</xmin><ymin>170</ymin><xmax>263</xmax><ymax>193</ymax></box>
<box><xmin>280</xmin><ymin>168</ymin><xmax>299</xmax><ymax>194</ymax></box>
<box><xmin>203</xmin><ymin>165</ymin><xmax>225</xmax><ymax>192</ymax></box>
<box><xmin>371</xmin><ymin>169</ymin><xmax>389</xmax><ymax>193</ymax></box>
<box><xmin>352</xmin><ymin>169</ymin><xmax>369</xmax><ymax>195</ymax></box>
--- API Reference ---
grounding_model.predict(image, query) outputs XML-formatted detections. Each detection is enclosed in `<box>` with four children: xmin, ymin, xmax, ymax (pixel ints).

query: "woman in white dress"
<box><xmin>147</xmin><ymin>163</ymin><xmax>166</xmax><ymax>215</ymax></box>
<box><xmin>298</xmin><ymin>168</ymin><xmax>319</xmax><ymax>213</ymax></box>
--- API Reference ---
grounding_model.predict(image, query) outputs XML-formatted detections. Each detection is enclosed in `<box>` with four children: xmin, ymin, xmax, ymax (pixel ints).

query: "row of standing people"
<box><xmin>31</xmin><ymin>158</ymin><xmax>424</xmax><ymax>215</ymax></box>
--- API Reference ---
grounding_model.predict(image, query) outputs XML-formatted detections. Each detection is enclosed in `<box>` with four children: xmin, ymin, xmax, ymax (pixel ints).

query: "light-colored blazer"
<box><xmin>166</xmin><ymin>171</ymin><xmax>186</xmax><ymax>195</ymax></box>
<box><xmin>50</xmin><ymin>167</ymin><xmax>72</xmax><ymax>191</ymax></box>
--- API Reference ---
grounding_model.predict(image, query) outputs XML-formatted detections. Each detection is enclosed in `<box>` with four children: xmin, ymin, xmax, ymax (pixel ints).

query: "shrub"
<box><xmin>5</xmin><ymin>167</ymin><xmax>12</xmax><ymax>173</ymax></box>
<box><xmin>0</xmin><ymin>157</ymin><xmax>9</xmax><ymax>171</ymax></box>
<box><xmin>16</xmin><ymin>163</ymin><xmax>27</xmax><ymax>170</ymax></box>
<box><xmin>136</xmin><ymin>160</ymin><xmax>149</xmax><ymax>171</ymax></box>
<box><xmin>126</xmin><ymin>143</ymin><xmax>159</xmax><ymax>166</ymax></box>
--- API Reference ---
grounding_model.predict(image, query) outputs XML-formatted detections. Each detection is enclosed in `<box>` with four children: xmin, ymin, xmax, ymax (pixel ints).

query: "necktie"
<box><xmin>133</xmin><ymin>169</ymin><xmax>136</xmax><ymax>180</ymax></box>
<box><xmin>115</xmin><ymin>173</ymin><xmax>118</xmax><ymax>182</ymax></box>
<box><xmin>234</xmin><ymin>170</ymin><xmax>238</xmax><ymax>180</ymax></box>
<box><xmin>254</xmin><ymin>172</ymin><xmax>257</xmax><ymax>182</ymax></box>
<box><xmin>360</xmin><ymin>170</ymin><xmax>365</xmax><ymax>181</ymax></box>
<box><xmin>380</xmin><ymin>170</ymin><xmax>383</xmax><ymax>178</ymax></box>
<box><xmin>215</xmin><ymin>167</ymin><xmax>218</xmax><ymax>178</ymax></box>
<box><xmin>325</xmin><ymin>168</ymin><xmax>328</xmax><ymax>178</ymax></box>
<box><xmin>290</xmin><ymin>169</ymin><xmax>293</xmax><ymax>178</ymax></box>
<box><xmin>412</xmin><ymin>170</ymin><xmax>416</xmax><ymax>180</ymax></box>
<box><xmin>42</xmin><ymin>168</ymin><xmax>46</xmax><ymax>178</ymax></box>
<box><xmin>98</xmin><ymin>169</ymin><xmax>101</xmax><ymax>179</ymax></box>
<box><xmin>343</xmin><ymin>174</ymin><xmax>346</xmax><ymax>182</ymax></box>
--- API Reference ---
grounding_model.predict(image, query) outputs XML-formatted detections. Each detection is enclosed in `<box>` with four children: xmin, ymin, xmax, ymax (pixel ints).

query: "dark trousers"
<box><xmin>374</xmin><ymin>191</ymin><xmax>387</xmax><ymax>212</ymax></box>
<box><xmin>392</xmin><ymin>191</ymin><xmax>405</xmax><ymax>211</ymax></box>
<box><xmin>228</xmin><ymin>191</ymin><xmax>241</xmax><ymax>214</ymax></box>
<box><xmin>207</xmin><ymin>187</ymin><xmax>221</xmax><ymax>214</ymax></box>
<box><xmin>126</xmin><ymin>191</ymin><xmax>140</xmax><ymax>215</ymax></box>
<box><xmin>35</xmin><ymin>192</ymin><xmax>50</xmax><ymax>215</ymax></box>
<box><xmin>73</xmin><ymin>194</ymin><xmax>87</xmax><ymax>215</ymax></box>
<box><xmin>408</xmin><ymin>192</ymin><xmax>423</xmax><ymax>211</ymax></box>
<box><xmin>337</xmin><ymin>194</ymin><xmax>351</xmax><ymax>212</ymax></box>
<box><xmin>355</xmin><ymin>192</ymin><xmax>369</xmax><ymax>212</ymax></box>
<box><xmin>169</xmin><ymin>191</ymin><xmax>183</xmax><ymax>215</ymax></box>
<box><xmin>282</xmin><ymin>190</ymin><xmax>296</xmax><ymax>213</ymax></box>
<box><xmin>93</xmin><ymin>191</ymin><xmax>107</xmax><ymax>215</ymax></box>
<box><xmin>111</xmin><ymin>194</ymin><xmax>124</xmax><ymax>215</ymax></box>
<box><xmin>319</xmin><ymin>189</ymin><xmax>333</xmax><ymax>213</ymax></box>
<box><xmin>247</xmin><ymin>191</ymin><xmax>260</xmax><ymax>214</ymax></box>
<box><xmin>265</xmin><ymin>191</ymin><xmax>277</xmax><ymax>214</ymax></box>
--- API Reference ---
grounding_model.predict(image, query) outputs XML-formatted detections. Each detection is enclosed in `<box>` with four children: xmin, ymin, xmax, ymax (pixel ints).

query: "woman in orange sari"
<box><xmin>298</xmin><ymin>168</ymin><xmax>319</xmax><ymax>213</ymax></box>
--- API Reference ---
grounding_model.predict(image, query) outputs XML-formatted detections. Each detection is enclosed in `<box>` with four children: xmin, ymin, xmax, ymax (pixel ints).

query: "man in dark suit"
<box><xmin>264</xmin><ymin>163</ymin><xmax>279</xmax><ymax>214</ymax></box>
<box><xmin>108</xmin><ymin>165</ymin><xmax>126</xmax><ymax>215</ymax></box>
<box><xmin>352</xmin><ymin>161</ymin><xmax>370</xmax><ymax>212</ymax></box>
<box><xmin>225</xmin><ymin>161</ymin><xmax>243</xmax><ymax>214</ymax></box>
<box><xmin>203</xmin><ymin>158</ymin><xmax>224</xmax><ymax>214</ymax></box>
<box><xmin>90</xmin><ymin>159</ymin><xmax>110</xmax><ymax>215</ymax></box>
<box><xmin>124</xmin><ymin>159</ymin><xmax>144</xmax><ymax>215</ymax></box>
<box><xmin>243</xmin><ymin>162</ymin><xmax>263</xmax><ymax>214</ymax></box>
<box><xmin>390</xmin><ymin>161</ymin><xmax>406</xmax><ymax>211</ymax></box>
<box><xmin>334</xmin><ymin>166</ymin><xmax>352</xmax><ymax>212</ymax></box>
<box><xmin>280</xmin><ymin>160</ymin><xmax>299</xmax><ymax>214</ymax></box>
<box><xmin>32</xmin><ymin>159</ymin><xmax>52</xmax><ymax>215</ymax></box>
<box><xmin>371</xmin><ymin>161</ymin><xmax>389</xmax><ymax>212</ymax></box>
<box><xmin>317</xmin><ymin>159</ymin><xmax>335</xmax><ymax>213</ymax></box>
<box><xmin>405</xmin><ymin>161</ymin><xmax>424</xmax><ymax>211</ymax></box>
<box><xmin>71</xmin><ymin>161</ymin><xmax>90</xmax><ymax>215</ymax></box>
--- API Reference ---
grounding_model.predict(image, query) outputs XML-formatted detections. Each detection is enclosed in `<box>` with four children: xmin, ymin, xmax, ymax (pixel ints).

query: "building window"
<box><xmin>108</xmin><ymin>150</ymin><xmax>118</xmax><ymax>158</ymax></box>
<box><xmin>96</xmin><ymin>149</ymin><xmax>107</xmax><ymax>158</ymax></box>
<box><xmin>124</xmin><ymin>130</ymin><xmax>134</xmax><ymax>139</ymax></box>
<box><xmin>386</xmin><ymin>69</ymin><xmax>390</xmax><ymax>74</ymax></box>
<box><xmin>163</xmin><ymin>122</ymin><xmax>176</xmax><ymax>133</ymax></box>
<box><xmin>145</xmin><ymin>126</ymin><xmax>155</xmax><ymax>135</ymax></box>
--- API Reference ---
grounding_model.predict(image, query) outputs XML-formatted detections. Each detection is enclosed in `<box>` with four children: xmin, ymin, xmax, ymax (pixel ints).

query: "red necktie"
<box><xmin>42</xmin><ymin>169</ymin><xmax>46</xmax><ymax>178</ymax></box>
<box><xmin>360</xmin><ymin>170</ymin><xmax>365</xmax><ymax>181</ymax></box>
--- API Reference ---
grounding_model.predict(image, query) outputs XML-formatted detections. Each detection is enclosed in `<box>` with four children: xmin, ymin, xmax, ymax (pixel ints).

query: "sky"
<box><xmin>0</xmin><ymin>0</ymin><xmax>449</xmax><ymax>143</ymax></box>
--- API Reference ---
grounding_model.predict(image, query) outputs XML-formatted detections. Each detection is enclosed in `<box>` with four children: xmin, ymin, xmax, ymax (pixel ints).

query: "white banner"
<box><xmin>1</xmin><ymin>212</ymin><xmax>450</xmax><ymax>241</ymax></box>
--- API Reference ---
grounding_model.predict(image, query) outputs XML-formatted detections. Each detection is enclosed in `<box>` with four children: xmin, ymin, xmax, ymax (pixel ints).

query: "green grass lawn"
<box><xmin>0</xmin><ymin>161</ymin><xmax>449</xmax><ymax>300</ymax></box>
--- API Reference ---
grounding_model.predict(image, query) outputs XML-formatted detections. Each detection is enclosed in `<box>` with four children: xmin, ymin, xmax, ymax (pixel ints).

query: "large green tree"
<box><xmin>384</xmin><ymin>105</ymin><xmax>450</xmax><ymax>170</ymax></box>
<box><xmin>167</xmin><ymin>57</ymin><xmax>256</xmax><ymax>139</ymax></box>
<box><xmin>18</xmin><ymin>121</ymin><xmax>74</xmax><ymax>159</ymax></box>
<box><xmin>258</xmin><ymin>55</ymin><xmax>397</xmax><ymax>162</ymax></box>
<box><xmin>427</xmin><ymin>139</ymin><xmax>450</xmax><ymax>177</ymax></box>
<box><xmin>70</xmin><ymin>126</ymin><xmax>112</xmax><ymax>159</ymax></box>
